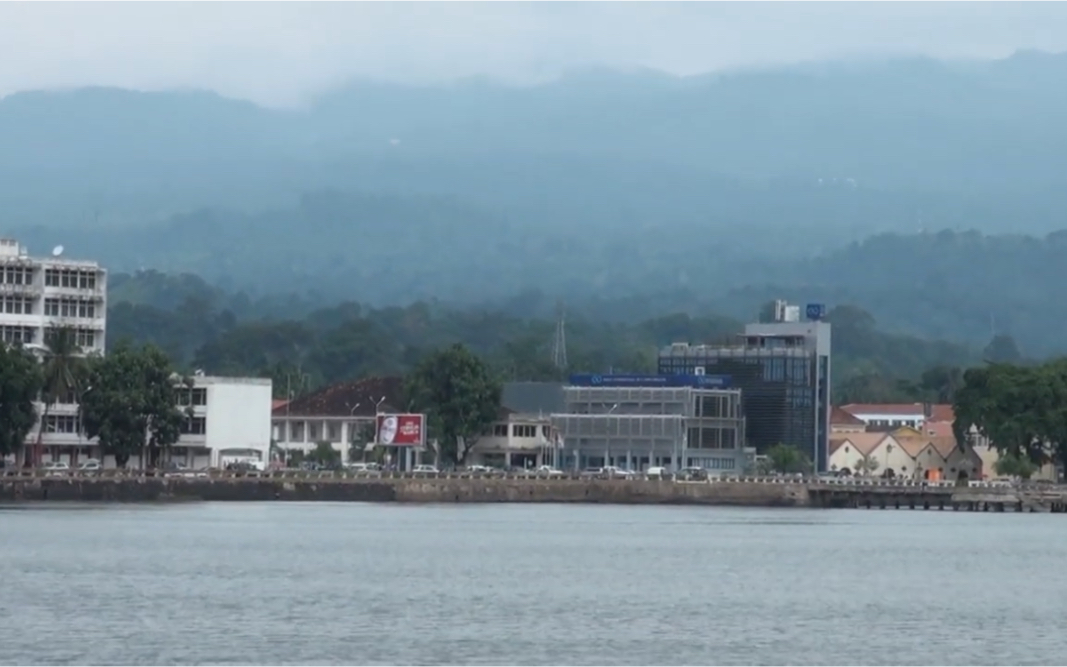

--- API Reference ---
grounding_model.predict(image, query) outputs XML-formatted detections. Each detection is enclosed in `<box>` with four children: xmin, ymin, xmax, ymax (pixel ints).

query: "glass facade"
<box><xmin>659</xmin><ymin>333</ymin><xmax>831</xmax><ymax>471</ymax></box>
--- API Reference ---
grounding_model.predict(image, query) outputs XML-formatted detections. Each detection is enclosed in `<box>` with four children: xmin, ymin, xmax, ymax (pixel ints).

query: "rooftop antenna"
<box><xmin>552</xmin><ymin>299</ymin><xmax>568</xmax><ymax>370</ymax></box>
<box><xmin>52</xmin><ymin>245</ymin><xmax>64</xmax><ymax>257</ymax></box>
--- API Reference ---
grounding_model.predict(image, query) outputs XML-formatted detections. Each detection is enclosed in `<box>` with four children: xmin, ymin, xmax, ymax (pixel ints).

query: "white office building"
<box><xmin>1</xmin><ymin>238</ymin><xmax>107</xmax><ymax>464</ymax></box>
<box><xmin>42</xmin><ymin>375</ymin><xmax>274</xmax><ymax>470</ymax></box>
<box><xmin>0</xmin><ymin>238</ymin><xmax>107</xmax><ymax>354</ymax></box>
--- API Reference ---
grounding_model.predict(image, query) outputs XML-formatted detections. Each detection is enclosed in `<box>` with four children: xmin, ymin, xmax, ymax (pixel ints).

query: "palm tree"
<box><xmin>33</xmin><ymin>326</ymin><xmax>84</xmax><ymax>467</ymax></box>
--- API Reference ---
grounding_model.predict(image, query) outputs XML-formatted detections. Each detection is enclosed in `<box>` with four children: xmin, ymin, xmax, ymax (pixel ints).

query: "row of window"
<box><xmin>43</xmin><ymin>298</ymin><xmax>99</xmax><ymax>319</ymax></box>
<box><xmin>1</xmin><ymin>325</ymin><xmax>35</xmax><ymax>344</ymax></box>
<box><xmin>687</xmin><ymin>457</ymin><xmax>738</xmax><ymax>470</ymax></box>
<box><xmin>686</xmin><ymin>427</ymin><xmax>739</xmax><ymax>450</ymax></box>
<box><xmin>176</xmin><ymin>388</ymin><xmax>208</xmax><ymax>407</ymax></box>
<box><xmin>491</xmin><ymin>423</ymin><xmax>552</xmax><ymax>438</ymax></box>
<box><xmin>45</xmin><ymin>415</ymin><xmax>81</xmax><ymax>433</ymax></box>
<box><xmin>1</xmin><ymin>266</ymin><xmax>33</xmax><ymax>285</ymax></box>
<box><xmin>44</xmin><ymin>328</ymin><xmax>96</xmax><ymax>348</ymax></box>
<box><xmin>2</xmin><ymin>296</ymin><xmax>34</xmax><ymax>314</ymax></box>
<box><xmin>44</xmin><ymin>269</ymin><xmax>99</xmax><ymax>290</ymax></box>
<box><xmin>180</xmin><ymin>417</ymin><xmax>207</xmax><ymax>435</ymax></box>
<box><xmin>44</xmin><ymin>415</ymin><xmax>208</xmax><ymax>435</ymax></box>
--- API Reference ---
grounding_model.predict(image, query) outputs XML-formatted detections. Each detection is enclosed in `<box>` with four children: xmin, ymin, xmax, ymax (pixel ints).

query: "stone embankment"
<box><xmin>3</xmin><ymin>472</ymin><xmax>1066</xmax><ymax>511</ymax></box>
<box><xmin>0</xmin><ymin>472</ymin><xmax>808</xmax><ymax>507</ymax></box>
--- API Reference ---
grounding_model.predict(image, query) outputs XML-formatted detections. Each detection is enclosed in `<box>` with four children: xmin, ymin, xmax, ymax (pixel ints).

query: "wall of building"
<box><xmin>552</xmin><ymin>385</ymin><xmax>747</xmax><ymax>472</ymax></box>
<box><xmin>201</xmin><ymin>377</ymin><xmax>273</xmax><ymax>467</ymax></box>
<box><xmin>471</xmin><ymin>415</ymin><xmax>556</xmax><ymax>468</ymax></box>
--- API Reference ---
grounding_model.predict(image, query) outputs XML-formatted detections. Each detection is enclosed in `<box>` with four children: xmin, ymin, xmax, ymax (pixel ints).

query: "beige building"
<box><xmin>828</xmin><ymin>427</ymin><xmax>981</xmax><ymax>481</ymax></box>
<box><xmin>469</xmin><ymin>408</ymin><xmax>559</xmax><ymax>469</ymax></box>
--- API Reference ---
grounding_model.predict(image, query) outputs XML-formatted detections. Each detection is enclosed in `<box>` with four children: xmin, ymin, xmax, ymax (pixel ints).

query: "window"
<box><xmin>45</xmin><ymin>415</ymin><xmax>80</xmax><ymax>433</ymax></box>
<box><xmin>327</xmin><ymin>422</ymin><xmax>341</xmax><ymax>441</ymax></box>
<box><xmin>191</xmin><ymin>388</ymin><xmax>207</xmax><ymax>406</ymax></box>
<box><xmin>3</xmin><ymin>266</ymin><xmax>30</xmax><ymax>285</ymax></box>
<box><xmin>512</xmin><ymin>424</ymin><xmax>537</xmax><ymax>438</ymax></box>
<box><xmin>308</xmin><ymin>422</ymin><xmax>321</xmax><ymax>441</ymax></box>
<box><xmin>541</xmin><ymin>425</ymin><xmax>552</xmax><ymax>437</ymax></box>
<box><xmin>45</xmin><ymin>269</ymin><xmax>59</xmax><ymax>287</ymax></box>
<box><xmin>180</xmin><ymin>417</ymin><xmax>207</xmax><ymax>435</ymax></box>
<box><xmin>75</xmin><ymin>329</ymin><xmax>95</xmax><ymax>348</ymax></box>
<box><xmin>289</xmin><ymin>422</ymin><xmax>305</xmax><ymax>441</ymax></box>
<box><xmin>0</xmin><ymin>326</ymin><xmax>35</xmax><ymax>344</ymax></box>
<box><xmin>493</xmin><ymin>424</ymin><xmax>508</xmax><ymax>437</ymax></box>
<box><xmin>2</xmin><ymin>296</ymin><xmax>33</xmax><ymax>314</ymax></box>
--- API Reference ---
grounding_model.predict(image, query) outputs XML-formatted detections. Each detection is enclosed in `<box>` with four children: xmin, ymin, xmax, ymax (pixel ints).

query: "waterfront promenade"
<box><xmin>4</xmin><ymin>468</ymin><xmax>1067</xmax><ymax>511</ymax></box>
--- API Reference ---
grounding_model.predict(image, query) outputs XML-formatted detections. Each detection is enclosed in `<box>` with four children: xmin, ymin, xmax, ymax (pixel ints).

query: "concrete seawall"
<box><xmin>0</xmin><ymin>477</ymin><xmax>809</xmax><ymax>507</ymax></box>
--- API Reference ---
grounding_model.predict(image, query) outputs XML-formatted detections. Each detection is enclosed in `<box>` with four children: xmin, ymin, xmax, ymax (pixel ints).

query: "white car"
<box><xmin>78</xmin><ymin>459</ymin><xmax>102</xmax><ymax>472</ymax></box>
<box><xmin>535</xmin><ymin>465</ymin><xmax>565</xmax><ymax>478</ymax></box>
<box><xmin>412</xmin><ymin>464</ymin><xmax>440</xmax><ymax>475</ymax></box>
<box><xmin>42</xmin><ymin>461</ymin><xmax>70</xmax><ymax>477</ymax></box>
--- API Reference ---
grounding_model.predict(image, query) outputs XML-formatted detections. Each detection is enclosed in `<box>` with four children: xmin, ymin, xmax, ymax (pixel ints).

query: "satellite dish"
<box><xmin>52</xmin><ymin>245</ymin><xmax>64</xmax><ymax>257</ymax></box>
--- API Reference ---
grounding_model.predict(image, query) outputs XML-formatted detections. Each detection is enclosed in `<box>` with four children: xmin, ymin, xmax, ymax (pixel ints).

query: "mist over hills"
<box><xmin>4</xmin><ymin>52</ymin><xmax>1067</xmax><ymax>356</ymax></box>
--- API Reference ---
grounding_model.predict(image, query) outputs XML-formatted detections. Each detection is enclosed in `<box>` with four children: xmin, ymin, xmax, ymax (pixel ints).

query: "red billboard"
<box><xmin>376</xmin><ymin>413</ymin><xmax>425</xmax><ymax>446</ymax></box>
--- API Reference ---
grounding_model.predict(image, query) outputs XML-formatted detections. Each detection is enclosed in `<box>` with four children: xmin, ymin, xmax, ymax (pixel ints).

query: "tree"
<box><xmin>855</xmin><ymin>456</ymin><xmax>879</xmax><ymax>477</ymax></box>
<box><xmin>993</xmin><ymin>451</ymin><xmax>1038</xmax><ymax>480</ymax></box>
<box><xmin>79</xmin><ymin>344</ymin><xmax>187</xmax><ymax>469</ymax></box>
<box><xmin>765</xmin><ymin>444</ymin><xmax>812</xmax><ymax>475</ymax></box>
<box><xmin>308</xmin><ymin>441</ymin><xmax>341</xmax><ymax>468</ymax></box>
<box><xmin>405</xmin><ymin>343</ymin><xmax>502</xmax><ymax>465</ymax></box>
<box><xmin>0</xmin><ymin>344</ymin><xmax>43</xmax><ymax>465</ymax></box>
<box><xmin>32</xmin><ymin>325</ymin><xmax>85</xmax><ymax>467</ymax></box>
<box><xmin>983</xmin><ymin>334</ymin><xmax>1022</xmax><ymax>364</ymax></box>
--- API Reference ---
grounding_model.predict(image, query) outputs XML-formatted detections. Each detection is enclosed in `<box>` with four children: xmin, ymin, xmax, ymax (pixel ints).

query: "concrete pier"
<box><xmin>3</xmin><ymin>473</ymin><xmax>1066</xmax><ymax>511</ymax></box>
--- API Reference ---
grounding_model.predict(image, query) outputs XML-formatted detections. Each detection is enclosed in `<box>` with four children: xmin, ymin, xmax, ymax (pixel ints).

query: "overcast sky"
<box><xmin>2</xmin><ymin>2</ymin><xmax>1067</xmax><ymax>107</ymax></box>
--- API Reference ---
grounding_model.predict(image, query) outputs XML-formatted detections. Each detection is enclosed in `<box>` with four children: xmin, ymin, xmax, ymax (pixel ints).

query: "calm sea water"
<box><xmin>1</xmin><ymin>501</ymin><xmax>1065</xmax><ymax>666</ymax></box>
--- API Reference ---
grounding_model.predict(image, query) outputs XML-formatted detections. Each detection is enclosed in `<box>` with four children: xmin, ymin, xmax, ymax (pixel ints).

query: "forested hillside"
<box><xmin>105</xmin><ymin>271</ymin><xmax>982</xmax><ymax>404</ymax></box>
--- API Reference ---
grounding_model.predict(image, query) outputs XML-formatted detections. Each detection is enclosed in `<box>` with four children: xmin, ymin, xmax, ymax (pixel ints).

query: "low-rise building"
<box><xmin>828</xmin><ymin>427</ymin><xmax>981</xmax><ymax>481</ymax></box>
<box><xmin>469</xmin><ymin>408</ymin><xmax>558</xmax><ymax>469</ymax></box>
<box><xmin>37</xmin><ymin>375</ymin><xmax>272</xmax><ymax>470</ymax></box>
<box><xmin>271</xmin><ymin>376</ymin><xmax>405</xmax><ymax>464</ymax></box>
<box><xmin>550</xmin><ymin>374</ymin><xmax>747</xmax><ymax>473</ymax></box>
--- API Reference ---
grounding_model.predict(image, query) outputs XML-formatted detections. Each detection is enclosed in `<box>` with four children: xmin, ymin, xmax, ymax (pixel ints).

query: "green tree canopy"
<box><xmin>405</xmin><ymin>343</ymin><xmax>502</xmax><ymax>465</ymax></box>
<box><xmin>766</xmin><ymin>444</ymin><xmax>812</xmax><ymax>475</ymax></box>
<box><xmin>0</xmin><ymin>344</ymin><xmax>43</xmax><ymax>463</ymax></box>
<box><xmin>953</xmin><ymin>358</ymin><xmax>1067</xmax><ymax>469</ymax></box>
<box><xmin>79</xmin><ymin>344</ymin><xmax>187</xmax><ymax>468</ymax></box>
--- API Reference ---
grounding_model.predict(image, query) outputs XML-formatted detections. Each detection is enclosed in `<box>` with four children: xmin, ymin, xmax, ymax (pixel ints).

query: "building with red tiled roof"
<box><xmin>830</xmin><ymin>406</ymin><xmax>867</xmax><ymax>434</ymax></box>
<box><xmin>839</xmin><ymin>403</ymin><xmax>954</xmax><ymax>431</ymax></box>
<box><xmin>271</xmin><ymin>377</ymin><xmax>408</xmax><ymax>464</ymax></box>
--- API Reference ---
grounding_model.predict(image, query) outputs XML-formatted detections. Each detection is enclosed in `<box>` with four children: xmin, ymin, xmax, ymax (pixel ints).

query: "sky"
<box><xmin>2</xmin><ymin>2</ymin><xmax>1067</xmax><ymax>107</ymax></box>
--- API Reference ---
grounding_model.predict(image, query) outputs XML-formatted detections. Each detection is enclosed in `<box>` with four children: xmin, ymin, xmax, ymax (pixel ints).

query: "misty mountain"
<box><xmin>3</xmin><ymin>51</ymin><xmax>1067</xmax><ymax>236</ymax></box>
<box><xmin>6</xmin><ymin>53</ymin><xmax>1067</xmax><ymax>357</ymax></box>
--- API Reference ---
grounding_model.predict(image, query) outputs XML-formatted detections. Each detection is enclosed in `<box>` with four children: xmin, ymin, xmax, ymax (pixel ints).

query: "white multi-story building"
<box><xmin>0</xmin><ymin>238</ymin><xmax>107</xmax><ymax>354</ymax></box>
<box><xmin>1</xmin><ymin>238</ymin><xmax>107</xmax><ymax>464</ymax></box>
<box><xmin>42</xmin><ymin>375</ymin><xmax>273</xmax><ymax>470</ymax></box>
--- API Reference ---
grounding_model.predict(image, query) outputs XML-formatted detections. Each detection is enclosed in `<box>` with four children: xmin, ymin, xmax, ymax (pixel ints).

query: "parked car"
<box><xmin>42</xmin><ymin>461</ymin><xmax>70</xmax><ymax>477</ymax></box>
<box><xmin>78</xmin><ymin>458</ymin><xmax>102</xmax><ymax>472</ymax></box>
<box><xmin>677</xmin><ymin>467</ymin><xmax>709</xmax><ymax>482</ymax></box>
<box><xmin>645</xmin><ymin>466</ymin><xmax>671</xmax><ymax>480</ymax></box>
<box><xmin>535</xmin><ymin>465</ymin><xmax>565</xmax><ymax>478</ymax></box>
<box><xmin>602</xmin><ymin>466</ymin><xmax>635</xmax><ymax>479</ymax></box>
<box><xmin>464</xmin><ymin>465</ymin><xmax>493</xmax><ymax>474</ymax></box>
<box><xmin>579</xmin><ymin>467</ymin><xmax>604</xmax><ymax>479</ymax></box>
<box><xmin>346</xmin><ymin>462</ymin><xmax>381</xmax><ymax>473</ymax></box>
<box><xmin>412</xmin><ymin>464</ymin><xmax>440</xmax><ymax>475</ymax></box>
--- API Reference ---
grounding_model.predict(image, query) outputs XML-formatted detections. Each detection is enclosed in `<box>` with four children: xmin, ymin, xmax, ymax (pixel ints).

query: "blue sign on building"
<box><xmin>568</xmin><ymin>373</ymin><xmax>732</xmax><ymax>389</ymax></box>
<box><xmin>805</xmin><ymin>303</ymin><xmax>826</xmax><ymax>321</ymax></box>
